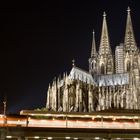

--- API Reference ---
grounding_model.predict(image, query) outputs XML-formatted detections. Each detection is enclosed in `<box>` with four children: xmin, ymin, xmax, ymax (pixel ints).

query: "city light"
<box><xmin>6</xmin><ymin>136</ymin><xmax>12</xmax><ymax>139</ymax></box>
<box><xmin>65</xmin><ymin>136</ymin><xmax>71</xmax><ymax>139</ymax></box>
<box><xmin>47</xmin><ymin>137</ymin><xmax>53</xmax><ymax>140</ymax></box>
<box><xmin>94</xmin><ymin>137</ymin><xmax>100</xmax><ymax>140</ymax></box>
<box><xmin>34</xmin><ymin>136</ymin><xmax>40</xmax><ymax>139</ymax></box>
<box><xmin>133</xmin><ymin>138</ymin><xmax>140</xmax><ymax>140</ymax></box>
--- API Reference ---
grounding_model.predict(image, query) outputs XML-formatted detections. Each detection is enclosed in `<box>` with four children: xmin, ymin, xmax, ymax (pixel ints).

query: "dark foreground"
<box><xmin>0</xmin><ymin>126</ymin><xmax>140</xmax><ymax>140</ymax></box>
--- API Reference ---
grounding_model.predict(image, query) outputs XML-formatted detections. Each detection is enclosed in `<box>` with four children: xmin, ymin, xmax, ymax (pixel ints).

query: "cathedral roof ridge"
<box><xmin>97</xmin><ymin>73</ymin><xmax>129</xmax><ymax>87</ymax></box>
<box><xmin>72</xmin><ymin>66</ymin><xmax>90</xmax><ymax>75</ymax></box>
<box><xmin>69</xmin><ymin>66</ymin><xmax>96</xmax><ymax>85</ymax></box>
<box><xmin>98</xmin><ymin>72</ymin><xmax>129</xmax><ymax>77</ymax></box>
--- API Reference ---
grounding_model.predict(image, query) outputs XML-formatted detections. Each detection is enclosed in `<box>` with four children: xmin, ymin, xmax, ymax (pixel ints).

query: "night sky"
<box><xmin>0</xmin><ymin>0</ymin><xmax>140</xmax><ymax>114</ymax></box>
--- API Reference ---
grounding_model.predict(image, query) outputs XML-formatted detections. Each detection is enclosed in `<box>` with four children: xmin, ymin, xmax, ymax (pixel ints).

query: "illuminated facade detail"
<box><xmin>115</xmin><ymin>44</ymin><xmax>124</xmax><ymax>74</ymax></box>
<box><xmin>46</xmin><ymin>7</ymin><xmax>140</xmax><ymax>112</ymax></box>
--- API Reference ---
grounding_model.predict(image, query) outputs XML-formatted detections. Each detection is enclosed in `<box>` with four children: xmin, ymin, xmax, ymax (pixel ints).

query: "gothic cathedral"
<box><xmin>46</xmin><ymin>7</ymin><xmax>140</xmax><ymax>112</ymax></box>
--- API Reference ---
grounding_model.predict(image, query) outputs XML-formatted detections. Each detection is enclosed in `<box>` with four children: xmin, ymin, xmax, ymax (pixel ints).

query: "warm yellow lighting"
<box><xmin>0</xmin><ymin>115</ymin><xmax>3</xmax><ymax>118</ymax></box>
<box><xmin>65</xmin><ymin>136</ymin><xmax>70</xmax><ymax>139</ymax></box>
<box><xmin>113</xmin><ymin>117</ymin><xmax>116</xmax><ymax>121</ymax></box>
<box><xmin>84</xmin><ymin>115</ymin><xmax>89</xmax><ymax>117</ymax></box>
<box><xmin>34</xmin><ymin>136</ymin><xmax>39</xmax><ymax>139</ymax></box>
<box><xmin>133</xmin><ymin>138</ymin><xmax>140</xmax><ymax>140</ymax></box>
<box><xmin>47</xmin><ymin>137</ymin><xmax>53</xmax><ymax>140</ymax></box>
<box><xmin>92</xmin><ymin>117</ymin><xmax>95</xmax><ymax>120</ymax></box>
<box><xmin>134</xmin><ymin>116</ymin><xmax>139</xmax><ymax>119</ymax></box>
<box><xmin>6</xmin><ymin>136</ymin><xmax>12</xmax><ymax>138</ymax></box>
<box><xmin>94</xmin><ymin>137</ymin><xmax>100</xmax><ymax>140</ymax></box>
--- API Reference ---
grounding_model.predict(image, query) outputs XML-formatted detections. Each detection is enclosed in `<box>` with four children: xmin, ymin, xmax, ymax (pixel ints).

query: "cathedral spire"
<box><xmin>124</xmin><ymin>7</ymin><xmax>137</xmax><ymax>52</ymax></box>
<box><xmin>99</xmin><ymin>12</ymin><xmax>111</xmax><ymax>56</ymax></box>
<box><xmin>72</xmin><ymin>59</ymin><xmax>75</xmax><ymax>67</ymax></box>
<box><xmin>91</xmin><ymin>30</ymin><xmax>97</xmax><ymax>58</ymax></box>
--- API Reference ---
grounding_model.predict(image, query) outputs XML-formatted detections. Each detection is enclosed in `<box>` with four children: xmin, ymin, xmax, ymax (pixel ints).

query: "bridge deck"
<box><xmin>0</xmin><ymin>126</ymin><xmax>140</xmax><ymax>139</ymax></box>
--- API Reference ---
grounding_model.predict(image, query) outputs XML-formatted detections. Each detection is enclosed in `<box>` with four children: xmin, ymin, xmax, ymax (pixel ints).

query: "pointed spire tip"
<box><xmin>92</xmin><ymin>29</ymin><xmax>95</xmax><ymax>34</ymax></box>
<box><xmin>127</xmin><ymin>6</ymin><xmax>131</xmax><ymax>13</ymax></box>
<box><xmin>91</xmin><ymin>29</ymin><xmax>96</xmax><ymax>57</ymax></box>
<box><xmin>72</xmin><ymin>59</ymin><xmax>75</xmax><ymax>67</ymax></box>
<box><xmin>103</xmin><ymin>11</ymin><xmax>106</xmax><ymax>17</ymax></box>
<box><xmin>99</xmin><ymin>10</ymin><xmax>111</xmax><ymax>55</ymax></box>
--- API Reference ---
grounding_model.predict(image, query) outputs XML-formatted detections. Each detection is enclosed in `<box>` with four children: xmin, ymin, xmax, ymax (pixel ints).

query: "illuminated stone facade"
<box><xmin>46</xmin><ymin>7</ymin><xmax>140</xmax><ymax>112</ymax></box>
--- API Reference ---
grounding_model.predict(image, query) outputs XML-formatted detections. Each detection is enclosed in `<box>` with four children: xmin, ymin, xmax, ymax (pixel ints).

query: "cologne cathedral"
<box><xmin>46</xmin><ymin>7</ymin><xmax>140</xmax><ymax>112</ymax></box>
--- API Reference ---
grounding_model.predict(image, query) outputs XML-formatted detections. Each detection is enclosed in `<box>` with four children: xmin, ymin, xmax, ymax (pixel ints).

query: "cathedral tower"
<box><xmin>124</xmin><ymin>7</ymin><xmax>137</xmax><ymax>53</ymax></box>
<box><xmin>98</xmin><ymin>12</ymin><xmax>114</xmax><ymax>75</ymax></box>
<box><xmin>89</xmin><ymin>31</ymin><xmax>97</xmax><ymax>75</ymax></box>
<box><xmin>124</xmin><ymin>7</ymin><xmax>138</xmax><ymax>72</ymax></box>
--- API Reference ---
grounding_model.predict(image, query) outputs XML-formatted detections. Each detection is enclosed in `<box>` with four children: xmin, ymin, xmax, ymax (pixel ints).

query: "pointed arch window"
<box><xmin>126</xmin><ymin>61</ymin><xmax>131</xmax><ymax>72</ymax></box>
<box><xmin>92</xmin><ymin>60</ymin><xmax>96</xmax><ymax>69</ymax></box>
<box><xmin>101</xmin><ymin>64</ymin><xmax>105</xmax><ymax>74</ymax></box>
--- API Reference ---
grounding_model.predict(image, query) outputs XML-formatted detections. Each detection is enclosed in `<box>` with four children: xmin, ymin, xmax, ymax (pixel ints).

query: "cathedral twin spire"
<box><xmin>99</xmin><ymin>12</ymin><xmax>111</xmax><ymax>56</ymax></box>
<box><xmin>91</xmin><ymin>7</ymin><xmax>137</xmax><ymax>57</ymax></box>
<box><xmin>91</xmin><ymin>31</ymin><xmax>97</xmax><ymax>58</ymax></box>
<box><xmin>124</xmin><ymin>7</ymin><xmax>137</xmax><ymax>52</ymax></box>
<box><xmin>89</xmin><ymin>7</ymin><xmax>137</xmax><ymax>75</ymax></box>
<box><xmin>90</xmin><ymin>11</ymin><xmax>111</xmax><ymax>58</ymax></box>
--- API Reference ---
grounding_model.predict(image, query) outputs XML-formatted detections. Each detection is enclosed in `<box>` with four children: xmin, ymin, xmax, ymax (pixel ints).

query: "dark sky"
<box><xmin>0</xmin><ymin>0</ymin><xmax>140</xmax><ymax>114</ymax></box>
